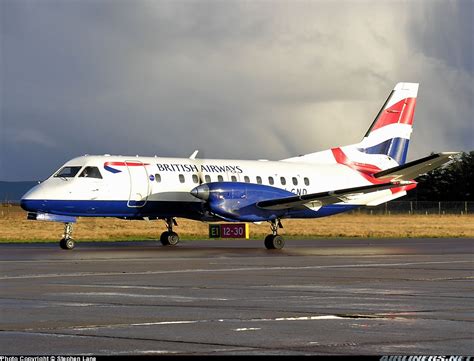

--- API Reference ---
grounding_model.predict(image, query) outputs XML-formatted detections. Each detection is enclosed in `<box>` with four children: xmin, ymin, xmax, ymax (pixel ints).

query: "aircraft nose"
<box><xmin>20</xmin><ymin>198</ymin><xmax>34</xmax><ymax>212</ymax></box>
<box><xmin>20</xmin><ymin>189</ymin><xmax>39</xmax><ymax>212</ymax></box>
<box><xmin>20</xmin><ymin>183</ymin><xmax>46</xmax><ymax>212</ymax></box>
<box><xmin>190</xmin><ymin>184</ymin><xmax>209</xmax><ymax>201</ymax></box>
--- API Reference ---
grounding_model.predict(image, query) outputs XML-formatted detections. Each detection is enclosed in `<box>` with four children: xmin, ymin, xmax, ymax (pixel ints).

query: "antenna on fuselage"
<box><xmin>189</xmin><ymin>150</ymin><xmax>199</xmax><ymax>160</ymax></box>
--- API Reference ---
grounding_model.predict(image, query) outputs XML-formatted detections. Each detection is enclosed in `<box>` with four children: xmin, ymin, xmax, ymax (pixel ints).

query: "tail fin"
<box><xmin>357</xmin><ymin>82</ymin><xmax>418</xmax><ymax>165</ymax></box>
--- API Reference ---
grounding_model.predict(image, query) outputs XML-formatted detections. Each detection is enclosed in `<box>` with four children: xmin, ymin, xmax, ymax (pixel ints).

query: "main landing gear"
<box><xmin>264</xmin><ymin>219</ymin><xmax>285</xmax><ymax>250</ymax></box>
<box><xmin>59</xmin><ymin>222</ymin><xmax>75</xmax><ymax>250</ymax></box>
<box><xmin>160</xmin><ymin>218</ymin><xmax>180</xmax><ymax>246</ymax></box>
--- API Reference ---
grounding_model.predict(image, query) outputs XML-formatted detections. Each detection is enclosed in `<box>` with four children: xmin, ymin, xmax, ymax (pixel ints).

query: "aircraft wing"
<box><xmin>256</xmin><ymin>182</ymin><xmax>411</xmax><ymax>211</ymax></box>
<box><xmin>374</xmin><ymin>152</ymin><xmax>460</xmax><ymax>181</ymax></box>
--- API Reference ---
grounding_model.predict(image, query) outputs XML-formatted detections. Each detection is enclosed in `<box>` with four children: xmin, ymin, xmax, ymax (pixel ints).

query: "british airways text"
<box><xmin>156</xmin><ymin>164</ymin><xmax>243</xmax><ymax>174</ymax></box>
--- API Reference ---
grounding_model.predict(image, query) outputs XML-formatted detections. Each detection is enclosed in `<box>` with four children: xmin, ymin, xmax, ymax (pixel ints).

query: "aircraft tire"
<box><xmin>160</xmin><ymin>231</ymin><xmax>170</xmax><ymax>246</ymax></box>
<box><xmin>167</xmin><ymin>232</ymin><xmax>180</xmax><ymax>246</ymax></box>
<box><xmin>160</xmin><ymin>231</ymin><xmax>179</xmax><ymax>246</ymax></box>
<box><xmin>264</xmin><ymin>234</ymin><xmax>274</xmax><ymax>249</ymax></box>
<box><xmin>264</xmin><ymin>235</ymin><xmax>285</xmax><ymax>250</ymax></box>
<box><xmin>60</xmin><ymin>238</ymin><xmax>75</xmax><ymax>250</ymax></box>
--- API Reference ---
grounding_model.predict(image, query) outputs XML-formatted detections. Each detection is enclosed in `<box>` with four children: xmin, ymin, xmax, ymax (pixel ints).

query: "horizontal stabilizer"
<box><xmin>374</xmin><ymin>152</ymin><xmax>460</xmax><ymax>181</ymax></box>
<box><xmin>257</xmin><ymin>182</ymin><xmax>412</xmax><ymax>211</ymax></box>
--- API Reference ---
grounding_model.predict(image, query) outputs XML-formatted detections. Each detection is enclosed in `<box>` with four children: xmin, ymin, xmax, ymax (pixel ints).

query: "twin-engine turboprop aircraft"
<box><xmin>21</xmin><ymin>82</ymin><xmax>458</xmax><ymax>250</ymax></box>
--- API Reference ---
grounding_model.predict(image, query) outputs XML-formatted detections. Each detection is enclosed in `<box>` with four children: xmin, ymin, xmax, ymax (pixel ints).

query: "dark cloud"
<box><xmin>409</xmin><ymin>0</ymin><xmax>473</xmax><ymax>75</ymax></box>
<box><xmin>1</xmin><ymin>0</ymin><xmax>472</xmax><ymax>181</ymax></box>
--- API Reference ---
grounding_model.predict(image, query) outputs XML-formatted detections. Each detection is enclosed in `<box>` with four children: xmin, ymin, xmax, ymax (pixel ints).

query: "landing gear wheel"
<box><xmin>264</xmin><ymin>234</ymin><xmax>285</xmax><ymax>250</ymax></box>
<box><xmin>60</xmin><ymin>238</ymin><xmax>75</xmax><ymax>250</ymax></box>
<box><xmin>167</xmin><ymin>231</ymin><xmax>179</xmax><ymax>246</ymax></box>
<box><xmin>160</xmin><ymin>231</ymin><xmax>180</xmax><ymax>246</ymax></box>
<box><xmin>59</xmin><ymin>222</ymin><xmax>75</xmax><ymax>250</ymax></box>
<box><xmin>264</xmin><ymin>234</ymin><xmax>274</xmax><ymax>249</ymax></box>
<box><xmin>160</xmin><ymin>218</ymin><xmax>179</xmax><ymax>246</ymax></box>
<box><xmin>160</xmin><ymin>231</ymin><xmax>170</xmax><ymax>245</ymax></box>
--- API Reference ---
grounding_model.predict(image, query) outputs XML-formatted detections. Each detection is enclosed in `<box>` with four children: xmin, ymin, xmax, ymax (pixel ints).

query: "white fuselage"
<box><xmin>21</xmin><ymin>153</ymin><xmax>403</xmax><ymax>221</ymax></box>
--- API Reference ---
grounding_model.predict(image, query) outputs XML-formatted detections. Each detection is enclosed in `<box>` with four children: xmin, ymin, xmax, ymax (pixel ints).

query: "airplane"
<box><xmin>20</xmin><ymin>82</ymin><xmax>459</xmax><ymax>250</ymax></box>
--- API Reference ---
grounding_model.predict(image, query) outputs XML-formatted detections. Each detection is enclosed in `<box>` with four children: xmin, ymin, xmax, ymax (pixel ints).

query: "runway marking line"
<box><xmin>55</xmin><ymin>292</ymin><xmax>230</xmax><ymax>302</ymax></box>
<box><xmin>0</xmin><ymin>260</ymin><xmax>471</xmax><ymax>280</ymax></box>
<box><xmin>14</xmin><ymin>313</ymin><xmax>396</xmax><ymax>334</ymax></box>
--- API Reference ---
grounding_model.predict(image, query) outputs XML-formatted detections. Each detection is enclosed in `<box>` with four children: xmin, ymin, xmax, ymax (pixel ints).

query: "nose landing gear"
<box><xmin>264</xmin><ymin>219</ymin><xmax>285</xmax><ymax>250</ymax></box>
<box><xmin>59</xmin><ymin>222</ymin><xmax>75</xmax><ymax>250</ymax></box>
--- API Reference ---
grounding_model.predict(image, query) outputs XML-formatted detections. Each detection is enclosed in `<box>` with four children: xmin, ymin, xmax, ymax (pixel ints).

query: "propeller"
<box><xmin>189</xmin><ymin>149</ymin><xmax>216</xmax><ymax>220</ymax></box>
<box><xmin>189</xmin><ymin>149</ymin><xmax>204</xmax><ymax>185</ymax></box>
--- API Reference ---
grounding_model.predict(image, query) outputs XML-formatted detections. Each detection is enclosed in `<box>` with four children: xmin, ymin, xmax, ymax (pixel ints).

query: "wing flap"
<box><xmin>257</xmin><ymin>182</ymin><xmax>411</xmax><ymax>211</ymax></box>
<box><xmin>374</xmin><ymin>152</ymin><xmax>460</xmax><ymax>181</ymax></box>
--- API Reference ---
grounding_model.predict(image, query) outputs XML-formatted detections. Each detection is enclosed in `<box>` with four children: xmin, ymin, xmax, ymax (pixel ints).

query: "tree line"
<box><xmin>407</xmin><ymin>151</ymin><xmax>473</xmax><ymax>201</ymax></box>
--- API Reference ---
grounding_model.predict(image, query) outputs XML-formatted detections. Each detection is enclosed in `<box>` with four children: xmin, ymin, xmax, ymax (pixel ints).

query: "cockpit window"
<box><xmin>79</xmin><ymin>166</ymin><xmax>103</xmax><ymax>179</ymax></box>
<box><xmin>54</xmin><ymin>166</ymin><xmax>82</xmax><ymax>178</ymax></box>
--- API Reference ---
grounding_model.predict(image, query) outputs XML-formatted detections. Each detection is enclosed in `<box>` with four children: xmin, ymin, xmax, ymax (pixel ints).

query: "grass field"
<box><xmin>1</xmin><ymin>205</ymin><xmax>473</xmax><ymax>242</ymax></box>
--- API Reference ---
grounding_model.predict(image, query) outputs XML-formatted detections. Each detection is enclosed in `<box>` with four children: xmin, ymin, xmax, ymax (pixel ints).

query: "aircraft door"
<box><xmin>126</xmin><ymin>161</ymin><xmax>150</xmax><ymax>208</ymax></box>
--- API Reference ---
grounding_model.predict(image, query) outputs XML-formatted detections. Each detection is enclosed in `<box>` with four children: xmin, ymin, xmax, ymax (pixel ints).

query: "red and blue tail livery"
<box><xmin>358</xmin><ymin>82</ymin><xmax>418</xmax><ymax>165</ymax></box>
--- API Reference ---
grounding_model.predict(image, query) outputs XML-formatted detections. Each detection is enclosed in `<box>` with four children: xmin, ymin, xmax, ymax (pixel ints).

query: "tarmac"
<box><xmin>0</xmin><ymin>238</ymin><xmax>472</xmax><ymax>355</ymax></box>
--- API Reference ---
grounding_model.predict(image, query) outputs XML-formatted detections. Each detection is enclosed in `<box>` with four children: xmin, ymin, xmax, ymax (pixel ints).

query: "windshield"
<box><xmin>54</xmin><ymin>166</ymin><xmax>82</xmax><ymax>178</ymax></box>
<box><xmin>79</xmin><ymin>166</ymin><xmax>103</xmax><ymax>179</ymax></box>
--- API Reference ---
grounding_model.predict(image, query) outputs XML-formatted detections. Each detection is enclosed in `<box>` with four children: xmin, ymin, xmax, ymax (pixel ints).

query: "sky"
<box><xmin>1</xmin><ymin>0</ymin><xmax>473</xmax><ymax>181</ymax></box>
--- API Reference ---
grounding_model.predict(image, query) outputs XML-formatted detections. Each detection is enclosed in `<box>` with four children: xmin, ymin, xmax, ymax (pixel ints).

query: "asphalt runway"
<box><xmin>0</xmin><ymin>238</ymin><xmax>473</xmax><ymax>355</ymax></box>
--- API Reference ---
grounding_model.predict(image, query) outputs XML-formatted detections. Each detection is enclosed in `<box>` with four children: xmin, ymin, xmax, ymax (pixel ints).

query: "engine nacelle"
<box><xmin>191</xmin><ymin>182</ymin><xmax>294</xmax><ymax>222</ymax></box>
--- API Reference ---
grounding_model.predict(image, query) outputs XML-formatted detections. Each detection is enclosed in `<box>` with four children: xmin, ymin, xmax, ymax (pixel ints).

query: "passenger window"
<box><xmin>79</xmin><ymin>166</ymin><xmax>102</xmax><ymax>179</ymax></box>
<box><xmin>268</xmin><ymin>176</ymin><xmax>274</xmax><ymax>185</ymax></box>
<box><xmin>217</xmin><ymin>175</ymin><xmax>224</xmax><ymax>182</ymax></box>
<box><xmin>205</xmin><ymin>175</ymin><xmax>211</xmax><ymax>183</ymax></box>
<box><xmin>256</xmin><ymin>176</ymin><xmax>262</xmax><ymax>184</ymax></box>
<box><xmin>304</xmin><ymin>177</ymin><xmax>310</xmax><ymax>186</ymax></box>
<box><xmin>280</xmin><ymin>177</ymin><xmax>286</xmax><ymax>186</ymax></box>
<box><xmin>292</xmin><ymin>177</ymin><xmax>298</xmax><ymax>186</ymax></box>
<box><xmin>192</xmin><ymin>174</ymin><xmax>199</xmax><ymax>184</ymax></box>
<box><xmin>179</xmin><ymin>174</ymin><xmax>185</xmax><ymax>183</ymax></box>
<box><xmin>54</xmin><ymin>166</ymin><xmax>82</xmax><ymax>178</ymax></box>
<box><xmin>244</xmin><ymin>176</ymin><xmax>250</xmax><ymax>183</ymax></box>
<box><xmin>231</xmin><ymin>175</ymin><xmax>237</xmax><ymax>182</ymax></box>
<box><xmin>155</xmin><ymin>174</ymin><xmax>161</xmax><ymax>183</ymax></box>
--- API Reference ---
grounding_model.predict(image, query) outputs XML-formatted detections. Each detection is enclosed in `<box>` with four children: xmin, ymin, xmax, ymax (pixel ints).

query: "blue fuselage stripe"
<box><xmin>21</xmin><ymin>199</ymin><xmax>203</xmax><ymax>219</ymax></box>
<box><xmin>20</xmin><ymin>199</ymin><xmax>358</xmax><ymax>221</ymax></box>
